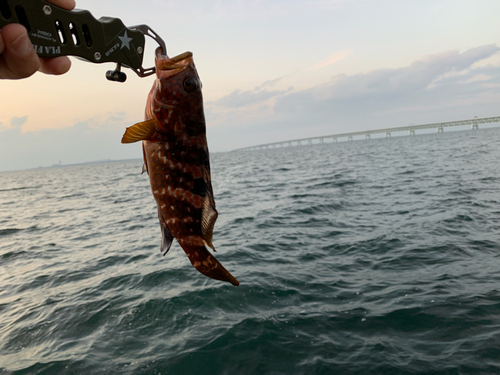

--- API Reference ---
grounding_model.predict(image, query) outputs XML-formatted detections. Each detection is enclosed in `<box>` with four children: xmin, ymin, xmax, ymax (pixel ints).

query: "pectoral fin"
<box><xmin>121</xmin><ymin>119</ymin><xmax>157</xmax><ymax>143</ymax></box>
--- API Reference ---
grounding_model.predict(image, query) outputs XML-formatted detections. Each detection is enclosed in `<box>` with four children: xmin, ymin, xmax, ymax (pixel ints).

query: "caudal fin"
<box><xmin>180</xmin><ymin>243</ymin><xmax>239</xmax><ymax>286</ymax></box>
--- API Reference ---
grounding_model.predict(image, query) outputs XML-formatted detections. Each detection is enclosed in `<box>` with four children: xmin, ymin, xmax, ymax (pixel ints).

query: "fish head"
<box><xmin>148</xmin><ymin>49</ymin><xmax>205</xmax><ymax>136</ymax></box>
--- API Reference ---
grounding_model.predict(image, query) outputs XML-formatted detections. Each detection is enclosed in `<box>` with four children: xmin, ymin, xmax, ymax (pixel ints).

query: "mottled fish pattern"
<box><xmin>122</xmin><ymin>50</ymin><xmax>239</xmax><ymax>286</ymax></box>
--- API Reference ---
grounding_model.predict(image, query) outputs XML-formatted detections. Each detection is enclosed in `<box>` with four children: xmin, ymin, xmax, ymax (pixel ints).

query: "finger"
<box><xmin>47</xmin><ymin>0</ymin><xmax>76</xmax><ymax>11</ymax></box>
<box><xmin>0</xmin><ymin>24</ymin><xmax>40</xmax><ymax>79</ymax></box>
<box><xmin>39</xmin><ymin>56</ymin><xmax>72</xmax><ymax>75</ymax></box>
<box><xmin>35</xmin><ymin>0</ymin><xmax>77</xmax><ymax>75</ymax></box>
<box><xmin>37</xmin><ymin>0</ymin><xmax>76</xmax><ymax>76</ymax></box>
<box><xmin>0</xmin><ymin>34</ymin><xmax>5</xmax><ymax>55</ymax></box>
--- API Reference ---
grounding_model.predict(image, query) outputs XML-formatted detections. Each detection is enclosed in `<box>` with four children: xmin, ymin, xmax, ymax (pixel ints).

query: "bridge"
<box><xmin>233</xmin><ymin>116</ymin><xmax>500</xmax><ymax>151</ymax></box>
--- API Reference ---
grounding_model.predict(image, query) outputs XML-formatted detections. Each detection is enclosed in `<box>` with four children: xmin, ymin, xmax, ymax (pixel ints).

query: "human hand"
<box><xmin>0</xmin><ymin>0</ymin><xmax>76</xmax><ymax>79</ymax></box>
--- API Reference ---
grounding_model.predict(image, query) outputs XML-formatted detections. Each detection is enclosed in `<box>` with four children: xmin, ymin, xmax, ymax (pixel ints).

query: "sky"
<box><xmin>1</xmin><ymin>0</ymin><xmax>499</xmax><ymax>171</ymax></box>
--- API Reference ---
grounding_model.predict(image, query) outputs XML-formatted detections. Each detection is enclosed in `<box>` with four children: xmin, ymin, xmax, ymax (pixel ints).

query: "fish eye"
<box><xmin>183</xmin><ymin>77</ymin><xmax>198</xmax><ymax>92</ymax></box>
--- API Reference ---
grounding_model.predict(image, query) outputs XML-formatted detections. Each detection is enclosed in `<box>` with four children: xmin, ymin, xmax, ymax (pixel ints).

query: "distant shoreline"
<box><xmin>0</xmin><ymin>152</ymin><xmax>228</xmax><ymax>173</ymax></box>
<box><xmin>0</xmin><ymin>158</ymin><xmax>142</xmax><ymax>173</ymax></box>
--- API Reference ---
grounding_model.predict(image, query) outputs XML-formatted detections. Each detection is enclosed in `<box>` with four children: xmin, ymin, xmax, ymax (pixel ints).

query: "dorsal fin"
<box><xmin>121</xmin><ymin>119</ymin><xmax>157</xmax><ymax>143</ymax></box>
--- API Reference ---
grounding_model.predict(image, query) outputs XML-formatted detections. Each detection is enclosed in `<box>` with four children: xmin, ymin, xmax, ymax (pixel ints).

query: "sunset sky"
<box><xmin>1</xmin><ymin>0</ymin><xmax>499</xmax><ymax>171</ymax></box>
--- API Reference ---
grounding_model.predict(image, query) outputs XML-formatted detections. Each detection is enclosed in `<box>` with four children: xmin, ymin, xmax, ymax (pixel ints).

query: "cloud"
<box><xmin>0</xmin><ymin>113</ymin><xmax>141</xmax><ymax>171</ymax></box>
<box><xmin>204</xmin><ymin>44</ymin><xmax>500</xmax><ymax>150</ymax></box>
<box><xmin>459</xmin><ymin>74</ymin><xmax>492</xmax><ymax>84</ymax></box>
<box><xmin>153</xmin><ymin>0</ymin><xmax>355</xmax><ymax>21</ymax></box>
<box><xmin>306</xmin><ymin>50</ymin><xmax>353</xmax><ymax>71</ymax></box>
<box><xmin>10</xmin><ymin>116</ymin><xmax>28</xmax><ymax>128</ymax></box>
<box><xmin>210</xmin><ymin>75</ymin><xmax>294</xmax><ymax>110</ymax></box>
<box><xmin>3</xmin><ymin>45</ymin><xmax>500</xmax><ymax>167</ymax></box>
<box><xmin>274</xmin><ymin>44</ymin><xmax>500</xmax><ymax>113</ymax></box>
<box><xmin>209</xmin><ymin>44</ymin><xmax>499</xmax><ymax>118</ymax></box>
<box><xmin>256</xmin><ymin>76</ymin><xmax>286</xmax><ymax>89</ymax></box>
<box><xmin>212</xmin><ymin>88</ymin><xmax>287</xmax><ymax>109</ymax></box>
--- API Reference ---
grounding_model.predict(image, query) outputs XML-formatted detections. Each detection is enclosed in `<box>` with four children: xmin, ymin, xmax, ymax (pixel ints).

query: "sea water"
<box><xmin>1</xmin><ymin>128</ymin><xmax>500</xmax><ymax>374</ymax></box>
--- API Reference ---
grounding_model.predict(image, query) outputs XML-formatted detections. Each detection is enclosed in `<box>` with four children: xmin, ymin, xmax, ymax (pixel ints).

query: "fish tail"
<box><xmin>181</xmin><ymin>243</ymin><xmax>239</xmax><ymax>286</ymax></box>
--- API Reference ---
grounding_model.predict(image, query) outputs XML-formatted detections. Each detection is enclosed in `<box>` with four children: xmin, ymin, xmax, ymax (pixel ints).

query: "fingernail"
<box><xmin>12</xmin><ymin>33</ymin><xmax>33</xmax><ymax>56</ymax></box>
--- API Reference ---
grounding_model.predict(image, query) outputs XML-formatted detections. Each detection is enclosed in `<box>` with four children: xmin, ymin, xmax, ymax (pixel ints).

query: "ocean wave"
<box><xmin>2</xmin><ymin>128</ymin><xmax>500</xmax><ymax>373</ymax></box>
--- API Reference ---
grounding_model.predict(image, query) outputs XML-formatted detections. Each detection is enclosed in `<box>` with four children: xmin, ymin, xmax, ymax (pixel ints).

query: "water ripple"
<box><xmin>1</xmin><ymin>130</ymin><xmax>500</xmax><ymax>373</ymax></box>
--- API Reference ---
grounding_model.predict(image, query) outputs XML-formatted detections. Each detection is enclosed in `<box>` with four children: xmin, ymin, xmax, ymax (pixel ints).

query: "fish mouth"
<box><xmin>155</xmin><ymin>50</ymin><xmax>194</xmax><ymax>72</ymax></box>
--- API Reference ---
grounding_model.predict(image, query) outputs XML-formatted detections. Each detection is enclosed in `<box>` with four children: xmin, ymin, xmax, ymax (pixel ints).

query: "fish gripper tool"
<box><xmin>0</xmin><ymin>0</ymin><xmax>166</xmax><ymax>82</ymax></box>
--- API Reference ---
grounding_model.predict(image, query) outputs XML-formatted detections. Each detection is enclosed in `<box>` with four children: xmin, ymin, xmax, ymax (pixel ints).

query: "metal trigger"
<box><xmin>106</xmin><ymin>63</ymin><xmax>127</xmax><ymax>83</ymax></box>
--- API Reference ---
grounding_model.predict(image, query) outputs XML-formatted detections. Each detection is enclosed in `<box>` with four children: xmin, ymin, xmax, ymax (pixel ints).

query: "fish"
<box><xmin>121</xmin><ymin>50</ymin><xmax>239</xmax><ymax>287</ymax></box>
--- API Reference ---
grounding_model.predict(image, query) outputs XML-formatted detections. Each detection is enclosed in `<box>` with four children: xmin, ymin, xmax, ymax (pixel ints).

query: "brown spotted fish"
<box><xmin>122</xmin><ymin>50</ymin><xmax>239</xmax><ymax>286</ymax></box>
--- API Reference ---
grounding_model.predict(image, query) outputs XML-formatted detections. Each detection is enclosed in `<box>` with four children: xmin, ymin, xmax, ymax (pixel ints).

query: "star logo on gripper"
<box><xmin>118</xmin><ymin>31</ymin><xmax>133</xmax><ymax>50</ymax></box>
